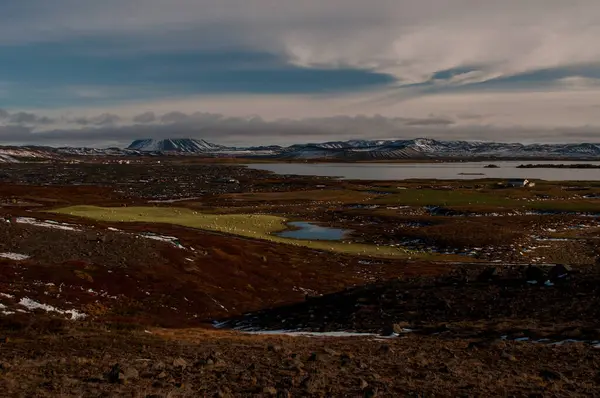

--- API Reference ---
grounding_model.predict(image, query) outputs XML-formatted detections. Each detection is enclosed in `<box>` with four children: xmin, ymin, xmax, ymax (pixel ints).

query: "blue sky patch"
<box><xmin>0</xmin><ymin>40</ymin><xmax>396</xmax><ymax>108</ymax></box>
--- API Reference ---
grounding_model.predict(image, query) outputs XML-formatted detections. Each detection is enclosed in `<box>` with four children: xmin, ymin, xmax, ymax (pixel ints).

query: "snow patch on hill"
<box><xmin>282</xmin><ymin>138</ymin><xmax>600</xmax><ymax>160</ymax></box>
<box><xmin>128</xmin><ymin>138</ymin><xmax>224</xmax><ymax>153</ymax></box>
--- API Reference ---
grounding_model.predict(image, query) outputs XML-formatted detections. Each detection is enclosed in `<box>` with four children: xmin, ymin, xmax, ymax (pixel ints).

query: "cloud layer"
<box><xmin>3</xmin><ymin>0</ymin><xmax>600</xmax><ymax>86</ymax></box>
<box><xmin>2</xmin><ymin>1</ymin><xmax>600</xmax><ymax>145</ymax></box>
<box><xmin>0</xmin><ymin>107</ymin><xmax>457</xmax><ymax>146</ymax></box>
<box><xmin>2</xmin><ymin>103</ymin><xmax>600</xmax><ymax>148</ymax></box>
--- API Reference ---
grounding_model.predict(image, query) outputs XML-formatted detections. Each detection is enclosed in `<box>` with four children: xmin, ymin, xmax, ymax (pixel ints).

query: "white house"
<box><xmin>507</xmin><ymin>178</ymin><xmax>535</xmax><ymax>188</ymax></box>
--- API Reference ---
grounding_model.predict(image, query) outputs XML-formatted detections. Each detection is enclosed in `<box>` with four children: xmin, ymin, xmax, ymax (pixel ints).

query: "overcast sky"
<box><xmin>2</xmin><ymin>0</ymin><xmax>600</xmax><ymax>147</ymax></box>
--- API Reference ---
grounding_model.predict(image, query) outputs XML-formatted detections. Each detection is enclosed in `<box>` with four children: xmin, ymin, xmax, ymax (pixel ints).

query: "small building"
<box><xmin>507</xmin><ymin>178</ymin><xmax>535</xmax><ymax>188</ymax></box>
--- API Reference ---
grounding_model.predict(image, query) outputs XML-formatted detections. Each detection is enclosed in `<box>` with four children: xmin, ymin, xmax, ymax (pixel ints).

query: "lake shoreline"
<box><xmin>245</xmin><ymin>161</ymin><xmax>600</xmax><ymax>181</ymax></box>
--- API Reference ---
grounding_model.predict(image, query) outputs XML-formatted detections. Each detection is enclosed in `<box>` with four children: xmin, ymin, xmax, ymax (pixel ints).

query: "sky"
<box><xmin>1</xmin><ymin>0</ymin><xmax>600</xmax><ymax>147</ymax></box>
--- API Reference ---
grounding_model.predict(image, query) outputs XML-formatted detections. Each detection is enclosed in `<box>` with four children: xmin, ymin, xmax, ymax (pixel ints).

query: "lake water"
<box><xmin>247</xmin><ymin>161</ymin><xmax>600</xmax><ymax>181</ymax></box>
<box><xmin>276</xmin><ymin>221</ymin><xmax>349</xmax><ymax>241</ymax></box>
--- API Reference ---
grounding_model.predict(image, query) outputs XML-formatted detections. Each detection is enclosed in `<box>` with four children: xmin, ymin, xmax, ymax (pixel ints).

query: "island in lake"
<box><xmin>517</xmin><ymin>164</ymin><xmax>600</xmax><ymax>169</ymax></box>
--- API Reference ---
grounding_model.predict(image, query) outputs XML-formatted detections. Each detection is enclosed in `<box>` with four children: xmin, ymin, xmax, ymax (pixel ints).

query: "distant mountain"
<box><xmin>0</xmin><ymin>147</ymin><xmax>64</xmax><ymax>163</ymax></box>
<box><xmin>4</xmin><ymin>138</ymin><xmax>600</xmax><ymax>160</ymax></box>
<box><xmin>0</xmin><ymin>153</ymin><xmax>17</xmax><ymax>163</ymax></box>
<box><xmin>280</xmin><ymin>138</ymin><xmax>600</xmax><ymax>160</ymax></box>
<box><xmin>127</xmin><ymin>138</ymin><xmax>224</xmax><ymax>153</ymax></box>
<box><xmin>56</xmin><ymin>147</ymin><xmax>141</xmax><ymax>156</ymax></box>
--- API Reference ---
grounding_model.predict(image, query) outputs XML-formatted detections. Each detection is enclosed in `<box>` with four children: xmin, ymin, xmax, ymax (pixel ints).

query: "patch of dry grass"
<box><xmin>49</xmin><ymin>206</ymin><xmax>408</xmax><ymax>258</ymax></box>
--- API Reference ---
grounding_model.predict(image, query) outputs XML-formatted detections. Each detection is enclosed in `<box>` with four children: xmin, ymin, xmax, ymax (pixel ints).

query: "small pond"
<box><xmin>275</xmin><ymin>221</ymin><xmax>350</xmax><ymax>241</ymax></box>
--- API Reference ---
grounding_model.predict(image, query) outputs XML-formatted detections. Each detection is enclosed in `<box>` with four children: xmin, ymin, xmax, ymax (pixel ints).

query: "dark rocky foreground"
<box><xmin>1</xmin><ymin>323</ymin><xmax>600</xmax><ymax>397</ymax></box>
<box><xmin>220</xmin><ymin>265</ymin><xmax>600</xmax><ymax>341</ymax></box>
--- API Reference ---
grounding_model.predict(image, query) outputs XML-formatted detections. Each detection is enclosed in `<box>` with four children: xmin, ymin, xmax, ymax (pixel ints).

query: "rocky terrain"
<box><xmin>1</xmin><ymin>159</ymin><xmax>600</xmax><ymax>396</ymax></box>
<box><xmin>2</xmin><ymin>324</ymin><xmax>599</xmax><ymax>397</ymax></box>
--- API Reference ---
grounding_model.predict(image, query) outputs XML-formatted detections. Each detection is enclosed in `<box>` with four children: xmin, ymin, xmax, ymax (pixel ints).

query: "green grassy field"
<box><xmin>222</xmin><ymin>189</ymin><xmax>374</xmax><ymax>203</ymax></box>
<box><xmin>368</xmin><ymin>189</ymin><xmax>518</xmax><ymax>207</ymax></box>
<box><xmin>49</xmin><ymin>206</ymin><xmax>408</xmax><ymax>258</ymax></box>
<box><xmin>364</xmin><ymin>186</ymin><xmax>600</xmax><ymax>213</ymax></box>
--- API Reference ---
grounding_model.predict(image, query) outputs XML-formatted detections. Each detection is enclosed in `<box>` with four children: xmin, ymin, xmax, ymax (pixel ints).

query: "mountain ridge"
<box><xmin>127</xmin><ymin>138</ymin><xmax>224</xmax><ymax>152</ymax></box>
<box><xmin>3</xmin><ymin>138</ymin><xmax>600</xmax><ymax>161</ymax></box>
<box><xmin>279</xmin><ymin>138</ymin><xmax>600</xmax><ymax>160</ymax></box>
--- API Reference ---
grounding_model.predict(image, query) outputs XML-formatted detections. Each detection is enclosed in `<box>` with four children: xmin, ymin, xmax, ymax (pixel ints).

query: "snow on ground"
<box><xmin>0</xmin><ymin>252</ymin><xmax>31</xmax><ymax>261</ymax></box>
<box><xmin>137</xmin><ymin>233</ymin><xmax>186</xmax><ymax>249</ymax></box>
<box><xmin>10</xmin><ymin>217</ymin><xmax>186</xmax><ymax>249</ymax></box>
<box><xmin>212</xmin><ymin>321</ymin><xmax>399</xmax><ymax>338</ymax></box>
<box><xmin>206</xmin><ymin>294</ymin><xmax>228</xmax><ymax>312</ymax></box>
<box><xmin>210</xmin><ymin>323</ymin><xmax>600</xmax><ymax>346</ymax></box>
<box><xmin>15</xmin><ymin>217</ymin><xmax>80</xmax><ymax>231</ymax></box>
<box><xmin>0</xmin><ymin>302</ymin><xmax>15</xmax><ymax>316</ymax></box>
<box><xmin>241</xmin><ymin>331</ymin><xmax>400</xmax><ymax>338</ymax></box>
<box><xmin>148</xmin><ymin>197</ymin><xmax>202</xmax><ymax>203</ymax></box>
<box><xmin>18</xmin><ymin>297</ymin><xmax>87</xmax><ymax>320</ymax></box>
<box><xmin>0</xmin><ymin>154</ymin><xmax>18</xmax><ymax>163</ymax></box>
<box><xmin>0</xmin><ymin>293</ymin><xmax>14</xmax><ymax>299</ymax></box>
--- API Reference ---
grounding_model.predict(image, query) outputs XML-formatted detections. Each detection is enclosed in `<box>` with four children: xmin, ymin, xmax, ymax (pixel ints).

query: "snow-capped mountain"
<box><xmin>0</xmin><ymin>147</ymin><xmax>63</xmax><ymax>163</ymax></box>
<box><xmin>0</xmin><ymin>153</ymin><xmax>17</xmax><ymax>163</ymax></box>
<box><xmin>280</xmin><ymin>138</ymin><xmax>600</xmax><ymax>160</ymax></box>
<box><xmin>3</xmin><ymin>138</ymin><xmax>600</xmax><ymax>160</ymax></box>
<box><xmin>127</xmin><ymin>138</ymin><xmax>225</xmax><ymax>153</ymax></box>
<box><xmin>55</xmin><ymin>147</ymin><xmax>142</xmax><ymax>156</ymax></box>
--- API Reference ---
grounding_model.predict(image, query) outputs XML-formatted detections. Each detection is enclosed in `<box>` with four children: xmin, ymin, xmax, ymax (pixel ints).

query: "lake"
<box><xmin>275</xmin><ymin>221</ymin><xmax>350</xmax><ymax>241</ymax></box>
<box><xmin>246</xmin><ymin>161</ymin><xmax>600</xmax><ymax>181</ymax></box>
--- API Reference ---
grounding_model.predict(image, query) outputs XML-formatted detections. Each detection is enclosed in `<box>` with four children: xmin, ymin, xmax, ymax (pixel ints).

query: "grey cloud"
<box><xmin>8</xmin><ymin>112</ymin><xmax>54</xmax><ymax>125</ymax></box>
<box><xmin>2</xmin><ymin>109</ymin><xmax>597</xmax><ymax>147</ymax></box>
<box><xmin>3</xmin><ymin>107</ymin><xmax>600</xmax><ymax>148</ymax></box>
<box><xmin>2</xmin><ymin>1</ymin><xmax>600</xmax><ymax>90</ymax></box>
<box><xmin>0</xmin><ymin>111</ymin><xmax>458</xmax><ymax>146</ymax></box>
<box><xmin>9</xmin><ymin>112</ymin><xmax>37</xmax><ymax>124</ymax></box>
<box><xmin>404</xmin><ymin>117</ymin><xmax>454</xmax><ymax>126</ymax></box>
<box><xmin>0</xmin><ymin>109</ymin><xmax>9</xmax><ymax>119</ymax></box>
<box><xmin>160</xmin><ymin>111</ymin><xmax>189</xmax><ymax>124</ymax></box>
<box><xmin>456</xmin><ymin>113</ymin><xmax>485</xmax><ymax>120</ymax></box>
<box><xmin>71</xmin><ymin>113</ymin><xmax>121</xmax><ymax>126</ymax></box>
<box><xmin>91</xmin><ymin>113</ymin><xmax>120</xmax><ymax>125</ymax></box>
<box><xmin>73</xmin><ymin>117</ymin><xmax>91</xmax><ymax>126</ymax></box>
<box><xmin>133</xmin><ymin>111</ymin><xmax>156</xmax><ymax>123</ymax></box>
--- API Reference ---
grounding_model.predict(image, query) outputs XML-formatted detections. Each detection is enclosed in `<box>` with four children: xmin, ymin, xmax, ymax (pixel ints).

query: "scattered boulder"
<box><xmin>172</xmin><ymin>357</ymin><xmax>188</xmax><ymax>369</ymax></box>
<box><xmin>563</xmin><ymin>328</ymin><xmax>582</xmax><ymax>339</ymax></box>
<box><xmin>392</xmin><ymin>322</ymin><xmax>411</xmax><ymax>334</ymax></box>
<box><xmin>267</xmin><ymin>344</ymin><xmax>283</xmax><ymax>353</ymax></box>
<box><xmin>548</xmin><ymin>264</ymin><xmax>571</xmax><ymax>283</ymax></box>
<box><xmin>323</xmin><ymin>348</ymin><xmax>339</xmax><ymax>356</ymax></box>
<box><xmin>123</xmin><ymin>367</ymin><xmax>139</xmax><ymax>381</ymax></box>
<box><xmin>477</xmin><ymin>267</ymin><xmax>499</xmax><ymax>282</ymax></box>
<box><xmin>540</xmin><ymin>369</ymin><xmax>564</xmax><ymax>382</ymax></box>
<box><xmin>501</xmin><ymin>352</ymin><xmax>517</xmax><ymax>362</ymax></box>
<box><xmin>105</xmin><ymin>364</ymin><xmax>124</xmax><ymax>384</ymax></box>
<box><xmin>262</xmin><ymin>386</ymin><xmax>278</xmax><ymax>395</ymax></box>
<box><xmin>152</xmin><ymin>361</ymin><xmax>166</xmax><ymax>371</ymax></box>
<box><xmin>157</xmin><ymin>371</ymin><xmax>168</xmax><ymax>379</ymax></box>
<box><xmin>380</xmin><ymin>324</ymin><xmax>395</xmax><ymax>336</ymax></box>
<box><xmin>524</xmin><ymin>266</ymin><xmax>545</xmax><ymax>284</ymax></box>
